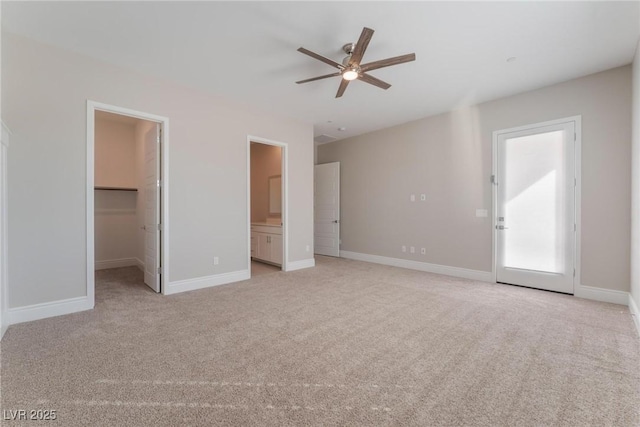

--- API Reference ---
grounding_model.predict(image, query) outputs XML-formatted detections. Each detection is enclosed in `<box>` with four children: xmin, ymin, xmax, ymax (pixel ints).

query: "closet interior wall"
<box><xmin>94</xmin><ymin>112</ymin><xmax>152</xmax><ymax>271</ymax></box>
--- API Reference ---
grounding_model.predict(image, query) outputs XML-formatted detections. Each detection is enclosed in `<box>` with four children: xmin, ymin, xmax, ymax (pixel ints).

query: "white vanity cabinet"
<box><xmin>251</xmin><ymin>223</ymin><xmax>282</xmax><ymax>266</ymax></box>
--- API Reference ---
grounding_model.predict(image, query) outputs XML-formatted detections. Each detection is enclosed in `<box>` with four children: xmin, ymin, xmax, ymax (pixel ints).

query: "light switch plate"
<box><xmin>410</xmin><ymin>194</ymin><xmax>416</xmax><ymax>202</ymax></box>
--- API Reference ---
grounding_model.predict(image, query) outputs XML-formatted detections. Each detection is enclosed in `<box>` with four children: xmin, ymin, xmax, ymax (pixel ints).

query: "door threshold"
<box><xmin>496</xmin><ymin>281</ymin><xmax>573</xmax><ymax>296</ymax></box>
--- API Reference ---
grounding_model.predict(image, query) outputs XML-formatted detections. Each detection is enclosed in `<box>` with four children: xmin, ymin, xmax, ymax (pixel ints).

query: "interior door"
<box><xmin>314</xmin><ymin>162</ymin><xmax>340</xmax><ymax>256</ymax></box>
<box><xmin>495</xmin><ymin>120</ymin><xmax>576</xmax><ymax>294</ymax></box>
<box><xmin>144</xmin><ymin>124</ymin><xmax>161</xmax><ymax>292</ymax></box>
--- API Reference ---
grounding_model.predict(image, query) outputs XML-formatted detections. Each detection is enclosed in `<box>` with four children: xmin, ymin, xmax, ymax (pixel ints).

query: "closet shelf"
<box><xmin>94</xmin><ymin>186</ymin><xmax>138</xmax><ymax>192</ymax></box>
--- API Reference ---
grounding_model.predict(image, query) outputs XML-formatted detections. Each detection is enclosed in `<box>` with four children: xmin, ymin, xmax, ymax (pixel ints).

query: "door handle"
<box><xmin>497</xmin><ymin>225</ymin><xmax>509</xmax><ymax>230</ymax></box>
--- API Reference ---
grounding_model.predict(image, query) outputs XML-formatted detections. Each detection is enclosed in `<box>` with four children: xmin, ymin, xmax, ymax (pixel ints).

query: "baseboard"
<box><xmin>629</xmin><ymin>294</ymin><xmax>640</xmax><ymax>336</ymax></box>
<box><xmin>286</xmin><ymin>258</ymin><xmax>315</xmax><ymax>272</ymax></box>
<box><xmin>95</xmin><ymin>258</ymin><xmax>138</xmax><ymax>270</ymax></box>
<box><xmin>166</xmin><ymin>269</ymin><xmax>250</xmax><ymax>295</ymax></box>
<box><xmin>339</xmin><ymin>250</ymin><xmax>493</xmax><ymax>282</ymax></box>
<box><xmin>9</xmin><ymin>296</ymin><xmax>93</xmax><ymax>325</ymax></box>
<box><xmin>574</xmin><ymin>284</ymin><xmax>629</xmax><ymax>306</ymax></box>
<box><xmin>135</xmin><ymin>258</ymin><xmax>144</xmax><ymax>272</ymax></box>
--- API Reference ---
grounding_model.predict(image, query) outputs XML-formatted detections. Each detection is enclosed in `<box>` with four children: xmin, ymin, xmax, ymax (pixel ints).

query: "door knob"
<box><xmin>497</xmin><ymin>225</ymin><xmax>509</xmax><ymax>230</ymax></box>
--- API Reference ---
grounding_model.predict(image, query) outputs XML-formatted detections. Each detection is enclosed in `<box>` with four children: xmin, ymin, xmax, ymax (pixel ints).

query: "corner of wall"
<box><xmin>629</xmin><ymin>293</ymin><xmax>640</xmax><ymax>337</ymax></box>
<box><xmin>631</xmin><ymin>37</ymin><xmax>640</xmax><ymax>319</ymax></box>
<box><xmin>0</xmin><ymin>121</ymin><xmax>10</xmax><ymax>340</ymax></box>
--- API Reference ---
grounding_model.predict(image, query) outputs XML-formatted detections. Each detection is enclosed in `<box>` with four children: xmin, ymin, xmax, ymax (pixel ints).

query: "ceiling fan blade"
<box><xmin>349</xmin><ymin>27</ymin><xmax>374</xmax><ymax>66</ymax></box>
<box><xmin>359</xmin><ymin>73</ymin><xmax>391</xmax><ymax>90</ymax></box>
<box><xmin>336</xmin><ymin>79</ymin><xmax>350</xmax><ymax>98</ymax></box>
<box><xmin>297</xmin><ymin>47</ymin><xmax>343</xmax><ymax>69</ymax></box>
<box><xmin>296</xmin><ymin>72</ymin><xmax>341</xmax><ymax>84</ymax></box>
<box><xmin>360</xmin><ymin>53</ymin><xmax>416</xmax><ymax>72</ymax></box>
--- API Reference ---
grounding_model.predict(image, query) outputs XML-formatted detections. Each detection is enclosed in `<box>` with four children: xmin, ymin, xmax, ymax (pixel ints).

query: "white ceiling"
<box><xmin>4</xmin><ymin>1</ymin><xmax>639</xmax><ymax>141</ymax></box>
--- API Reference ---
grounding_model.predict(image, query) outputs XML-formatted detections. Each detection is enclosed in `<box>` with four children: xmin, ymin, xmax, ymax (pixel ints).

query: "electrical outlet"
<box><xmin>214</xmin><ymin>257</ymin><xmax>219</xmax><ymax>266</ymax></box>
<box><xmin>421</xmin><ymin>248</ymin><xmax>426</xmax><ymax>255</ymax></box>
<box><xmin>402</xmin><ymin>245</ymin><xmax>406</xmax><ymax>253</ymax></box>
<box><xmin>420</xmin><ymin>194</ymin><xmax>426</xmax><ymax>201</ymax></box>
<box><xmin>410</xmin><ymin>246</ymin><xmax>415</xmax><ymax>254</ymax></box>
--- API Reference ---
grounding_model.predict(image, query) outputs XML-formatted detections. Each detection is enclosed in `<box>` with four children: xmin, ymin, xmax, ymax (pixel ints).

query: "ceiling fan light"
<box><xmin>342</xmin><ymin>69</ymin><xmax>359</xmax><ymax>81</ymax></box>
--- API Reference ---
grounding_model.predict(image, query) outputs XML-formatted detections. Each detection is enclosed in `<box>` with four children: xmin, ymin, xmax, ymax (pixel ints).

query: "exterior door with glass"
<box><xmin>495</xmin><ymin>118</ymin><xmax>577</xmax><ymax>294</ymax></box>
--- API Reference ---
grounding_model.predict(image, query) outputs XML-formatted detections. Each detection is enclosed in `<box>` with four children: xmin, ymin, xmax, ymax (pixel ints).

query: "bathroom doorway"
<box><xmin>247</xmin><ymin>136</ymin><xmax>288</xmax><ymax>275</ymax></box>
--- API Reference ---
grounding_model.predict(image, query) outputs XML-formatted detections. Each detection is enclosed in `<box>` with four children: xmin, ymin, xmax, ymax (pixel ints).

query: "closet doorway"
<box><xmin>248</xmin><ymin>137</ymin><xmax>288</xmax><ymax>275</ymax></box>
<box><xmin>87</xmin><ymin>102</ymin><xmax>169</xmax><ymax>305</ymax></box>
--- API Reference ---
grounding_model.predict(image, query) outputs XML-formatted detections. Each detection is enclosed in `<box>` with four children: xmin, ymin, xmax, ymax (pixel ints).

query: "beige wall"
<box><xmin>94</xmin><ymin>116</ymin><xmax>136</xmax><ymax>188</ymax></box>
<box><xmin>94</xmin><ymin>190</ymin><xmax>137</xmax><ymax>263</ymax></box>
<box><xmin>319</xmin><ymin>65</ymin><xmax>632</xmax><ymax>292</ymax></box>
<box><xmin>3</xmin><ymin>33</ymin><xmax>314</xmax><ymax>308</ymax></box>
<box><xmin>632</xmin><ymin>40</ymin><xmax>640</xmax><ymax>310</ymax></box>
<box><xmin>250</xmin><ymin>143</ymin><xmax>281</xmax><ymax>223</ymax></box>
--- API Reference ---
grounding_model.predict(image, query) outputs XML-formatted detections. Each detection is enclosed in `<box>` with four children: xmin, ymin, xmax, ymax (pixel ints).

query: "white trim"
<box><xmin>340</xmin><ymin>250</ymin><xmax>492</xmax><ymax>282</ymax></box>
<box><xmin>136</xmin><ymin>257</ymin><xmax>145</xmax><ymax>272</ymax></box>
<box><xmin>492</xmin><ymin>115</ymin><xmax>582</xmax><ymax>293</ymax></box>
<box><xmin>574</xmin><ymin>284</ymin><xmax>628</xmax><ymax>306</ymax></box>
<box><xmin>0</xmin><ymin>122</ymin><xmax>9</xmax><ymax>339</ymax></box>
<box><xmin>87</xmin><ymin>101</ymin><xmax>170</xmax><ymax>304</ymax></box>
<box><xmin>166</xmin><ymin>270</ymin><xmax>250</xmax><ymax>295</ymax></box>
<box><xmin>1</xmin><ymin>121</ymin><xmax>10</xmax><ymax>148</ymax></box>
<box><xmin>285</xmin><ymin>258</ymin><xmax>316</xmax><ymax>271</ymax></box>
<box><xmin>95</xmin><ymin>258</ymin><xmax>139</xmax><ymax>270</ymax></box>
<box><xmin>9</xmin><ymin>297</ymin><xmax>92</xmax><ymax>325</ymax></box>
<box><xmin>574</xmin><ymin>116</ymin><xmax>582</xmax><ymax>295</ymax></box>
<box><xmin>247</xmin><ymin>136</ymin><xmax>289</xmax><ymax>274</ymax></box>
<box><xmin>629</xmin><ymin>294</ymin><xmax>640</xmax><ymax>336</ymax></box>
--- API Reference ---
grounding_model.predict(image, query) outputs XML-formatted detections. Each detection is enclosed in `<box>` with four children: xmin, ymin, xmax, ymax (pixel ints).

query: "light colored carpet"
<box><xmin>1</xmin><ymin>256</ymin><xmax>639</xmax><ymax>426</ymax></box>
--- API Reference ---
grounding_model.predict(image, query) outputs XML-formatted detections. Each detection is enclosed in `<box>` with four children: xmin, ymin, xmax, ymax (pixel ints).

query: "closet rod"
<box><xmin>94</xmin><ymin>186</ymin><xmax>138</xmax><ymax>192</ymax></box>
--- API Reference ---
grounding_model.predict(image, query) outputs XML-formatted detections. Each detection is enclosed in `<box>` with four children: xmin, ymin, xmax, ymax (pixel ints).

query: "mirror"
<box><xmin>268</xmin><ymin>175</ymin><xmax>282</xmax><ymax>216</ymax></box>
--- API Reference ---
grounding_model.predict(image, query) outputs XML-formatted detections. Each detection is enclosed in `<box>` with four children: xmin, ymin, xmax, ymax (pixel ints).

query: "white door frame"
<box><xmin>491</xmin><ymin>115</ymin><xmax>582</xmax><ymax>292</ymax></box>
<box><xmin>86</xmin><ymin>100</ymin><xmax>170</xmax><ymax>305</ymax></box>
<box><xmin>0</xmin><ymin>122</ymin><xmax>11</xmax><ymax>339</ymax></box>
<box><xmin>246</xmin><ymin>136</ymin><xmax>288</xmax><ymax>272</ymax></box>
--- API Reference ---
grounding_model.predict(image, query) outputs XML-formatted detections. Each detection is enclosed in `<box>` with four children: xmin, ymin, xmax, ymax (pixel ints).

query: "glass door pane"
<box><xmin>502</xmin><ymin>130</ymin><xmax>566</xmax><ymax>273</ymax></box>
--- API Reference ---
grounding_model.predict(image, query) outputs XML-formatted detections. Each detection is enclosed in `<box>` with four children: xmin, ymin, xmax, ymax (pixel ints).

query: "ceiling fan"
<box><xmin>296</xmin><ymin>27</ymin><xmax>416</xmax><ymax>98</ymax></box>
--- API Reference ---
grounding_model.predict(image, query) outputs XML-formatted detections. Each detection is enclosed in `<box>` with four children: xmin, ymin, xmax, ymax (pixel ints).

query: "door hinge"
<box><xmin>491</xmin><ymin>175</ymin><xmax>497</xmax><ymax>185</ymax></box>
<box><xmin>157</xmin><ymin>179</ymin><xmax>162</xmax><ymax>188</ymax></box>
<box><xmin>573</xmin><ymin>268</ymin><xmax>576</xmax><ymax>278</ymax></box>
<box><xmin>574</xmin><ymin>178</ymin><xmax>577</xmax><ymax>187</ymax></box>
<box><xmin>158</xmin><ymin>224</ymin><xmax>162</xmax><ymax>231</ymax></box>
<box><xmin>157</xmin><ymin>267</ymin><xmax>162</xmax><ymax>274</ymax></box>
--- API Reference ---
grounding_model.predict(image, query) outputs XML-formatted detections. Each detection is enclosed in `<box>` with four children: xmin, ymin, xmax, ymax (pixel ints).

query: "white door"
<box><xmin>144</xmin><ymin>124</ymin><xmax>161</xmax><ymax>292</ymax></box>
<box><xmin>495</xmin><ymin>119</ymin><xmax>576</xmax><ymax>294</ymax></box>
<box><xmin>314</xmin><ymin>162</ymin><xmax>340</xmax><ymax>256</ymax></box>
